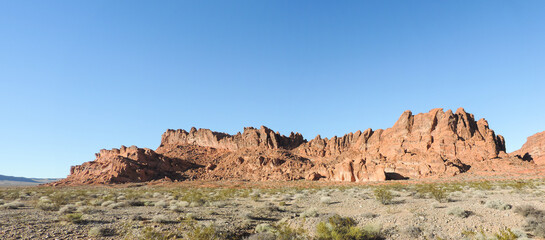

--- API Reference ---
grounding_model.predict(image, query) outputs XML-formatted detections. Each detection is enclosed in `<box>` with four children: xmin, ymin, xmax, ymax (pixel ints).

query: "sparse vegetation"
<box><xmin>89</xmin><ymin>226</ymin><xmax>115</xmax><ymax>237</ymax></box>
<box><xmin>405</xmin><ymin>226</ymin><xmax>422</xmax><ymax>238</ymax></box>
<box><xmin>151</xmin><ymin>214</ymin><xmax>170</xmax><ymax>224</ymax></box>
<box><xmin>1</xmin><ymin>200</ymin><xmax>24</xmax><ymax>209</ymax></box>
<box><xmin>300</xmin><ymin>208</ymin><xmax>319</xmax><ymax>218</ymax></box>
<box><xmin>182</xmin><ymin>219</ymin><xmax>220</xmax><ymax>240</ymax></box>
<box><xmin>460</xmin><ymin>228</ymin><xmax>518</xmax><ymax>240</ymax></box>
<box><xmin>320</xmin><ymin>196</ymin><xmax>333</xmax><ymax>205</ymax></box>
<box><xmin>2</xmin><ymin>179</ymin><xmax>545</xmax><ymax>239</ymax></box>
<box><xmin>514</xmin><ymin>204</ymin><xmax>545</xmax><ymax>237</ymax></box>
<box><xmin>316</xmin><ymin>215</ymin><xmax>382</xmax><ymax>240</ymax></box>
<box><xmin>414</xmin><ymin>184</ymin><xmax>448</xmax><ymax>202</ymax></box>
<box><xmin>36</xmin><ymin>197</ymin><xmax>59</xmax><ymax>211</ymax></box>
<box><xmin>493</xmin><ymin>228</ymin><xmax>518</xmax><ymax>240</ymax></box>
<box><xmin>486</xmin><ymin>200</ymin><xmax>512</xmax><ymax>210</ymax></box>
<box><xmin>246</xmin><ymin>203</ymin><xmax>282</xmax><ymax>220</ymax></box>
<box><xmin>101</xmin><ymin>200</ymin><xmax>115</xmax><ymax>207</ymax></box>
<box><xmin>373</xmin><ymin>188</ymin><xmax>393</xmax><ymax>205</ymax></box>
<box><xmin>58</xmin><ymin>204</ymin><xmax>77</xmax><ymax>214</ymax></box>
<box><xmin>448</xmin><ymin>207</ymin><xmax>471</xmax><ymax>218</ymax></box>
<box><xmin>61</xmin><ymin>213</ymin><xmax>85</xmax><ymax>224</ymax></box>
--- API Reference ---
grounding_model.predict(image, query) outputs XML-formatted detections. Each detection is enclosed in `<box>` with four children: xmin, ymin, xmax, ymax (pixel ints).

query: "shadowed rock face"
<box><xmin>512</xmin><ymin>131</ymin><xmax>545</xmax><ymax>164</ymax></box>
<box><xmin>52</xmin><ymin>108</ymin><xmax>535</xmax><ymax>185</ymax></box>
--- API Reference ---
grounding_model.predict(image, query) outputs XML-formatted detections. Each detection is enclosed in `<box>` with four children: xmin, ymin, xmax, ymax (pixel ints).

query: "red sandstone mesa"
<box><xmin>51</xmin><ymin>108</ymin><xmax>540</xmax><ymax>185</ymax></box>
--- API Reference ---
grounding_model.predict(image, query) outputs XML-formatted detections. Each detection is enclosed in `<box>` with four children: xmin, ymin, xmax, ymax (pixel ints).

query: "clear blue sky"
<box><xmin>1</xmin><ymin>1</ymin><xmax>544</xmax><ymax>178</ymax></box>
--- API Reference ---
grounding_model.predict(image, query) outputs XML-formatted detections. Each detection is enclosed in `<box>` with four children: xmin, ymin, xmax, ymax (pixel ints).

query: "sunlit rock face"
<box><xmin>53</xmin><ymin>108</ymin><xmax>536</xmax><ymax>186</ymax></box>
<box><xmin>512</xmin><ymin>131</ymin><xmax>545</xmax><ymax>165</ymax></box>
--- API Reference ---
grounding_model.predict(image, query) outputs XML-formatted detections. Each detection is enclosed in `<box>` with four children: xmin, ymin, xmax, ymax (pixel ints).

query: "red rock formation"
<box><xmin>512</xmin><ymin>131</ymin><xmax>545</xmax><ymax>164</ymax></box>
<box><xmin>53</xmin><ymin>108</ymin><xmax>534</xmax><ymax>185</ymax></box>
<box><xmin>160</xmin><ymin>126</ymin><xmax>305</xmax><ymax>151</ymax></box>
<box><xmin>295</xmin><ymin>108</ymin><xmax>508</xmax><ymax>181</ymax></box>
<box><xmin>52</xmin><ymin>146</ymin><xmax>195</xmax><ymax>185</ymax></box>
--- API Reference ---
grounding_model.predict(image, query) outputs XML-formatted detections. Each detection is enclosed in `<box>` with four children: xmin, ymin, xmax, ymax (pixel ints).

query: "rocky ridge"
<box><xmin>52</xmin><ymin>108</ymin><xmax>540</xmax><ymax>185</ymax></box>
<box><xmin>512</xmin><ymin>131</ymin><xmax>545</xmax><ymax>164</ymax></box>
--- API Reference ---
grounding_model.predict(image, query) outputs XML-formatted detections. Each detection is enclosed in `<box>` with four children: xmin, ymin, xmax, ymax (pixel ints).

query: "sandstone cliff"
<box><xmin>54</xmin><ymin>146</ymin><xmax>196</xmax><ymax>185</ymax></box>
<box><xmin>512</xmin><ymin>131</ymin><xmax>545</xmax><ymax>164</ymax></box>
<box><xmin>53</xmin><ymin>108</ymin><xmax>536</xmax><ymax>185</ymax></box>
<box><xmin>160</xmin><ymin>126</ymin><xmax>305</xmax><ymax>151</ymax></box>
<box><xmin>296</xmin><ymin>108</ymin><xmax>509</xmax><ymax>181</ymax></box>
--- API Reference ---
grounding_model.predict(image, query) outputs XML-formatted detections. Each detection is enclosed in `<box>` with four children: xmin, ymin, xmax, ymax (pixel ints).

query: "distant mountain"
<box><xmin>0</xmin><ymin>174</ymin><xmax>60</xmax><ymax>186</ymax></box>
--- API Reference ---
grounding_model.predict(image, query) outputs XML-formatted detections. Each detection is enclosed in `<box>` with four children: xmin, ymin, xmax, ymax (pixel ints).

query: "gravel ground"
<box><xmin>1</xmin><ymin>179</ymin><xmax>544</xmax><ymax>239</ymax></box>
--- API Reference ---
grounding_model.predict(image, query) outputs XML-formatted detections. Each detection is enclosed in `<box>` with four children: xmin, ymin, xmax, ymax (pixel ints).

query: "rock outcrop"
<box><xmin>160</xmin><ymin>126</ymin><xmax>305</xmax><ymax>151</ymax></box>
<box><xmin>512</xmin><ymin>131</ymin><xmax>545</xmax><ymax>164</ymax></box>
<box><xmin>295</xmin><ymin>108</ymin><xmax>507</xmax><ymax>180</ymax></box>
<box><xmin>53</xmin><ymin>146</ymin><xmax>196</xmax><ymax>185</ymax></box>
<box><xmin>53</xmin><ymin>108</ymin><xmax>537</xmax><ymax>185</ymax></box>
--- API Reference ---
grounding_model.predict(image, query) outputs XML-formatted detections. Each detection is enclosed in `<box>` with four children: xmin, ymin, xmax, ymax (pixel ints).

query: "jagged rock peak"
<box><xmin>298</xmin><ymin>108</ymin><xmax>506</xmax><ymax>162</ymax></box>
<box><xmin>95</xmin><ymin>145</ymin><xmax>153</xmax><ymax>159</ymax></box>
<box><xmin>51</xmin><ymin>107</ymin><xmax>531</xmax><ymax>186</ymax></box>
<box><xmin>160</xmin><ymin>125</ymin><xmax>306</xmax><ymax>150</ymax></box>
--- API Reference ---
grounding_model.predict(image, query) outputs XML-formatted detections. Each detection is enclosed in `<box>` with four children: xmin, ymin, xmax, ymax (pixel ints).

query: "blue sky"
<box><xmin>1</xmin><ymin>1</ymin><xmax>544</xmax><ymax>178</ymax></box>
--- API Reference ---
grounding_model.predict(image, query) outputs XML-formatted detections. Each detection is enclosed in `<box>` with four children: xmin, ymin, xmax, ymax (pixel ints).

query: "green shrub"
<box><xmin>255</xmin><ymin>223</ymin><xmax>276</xmax><ymax>233</ymax></box>
<box><xmin>182</xmin><ymin>219</ymin><xmax>220</xmax><ymax>240</ymax></box>
<box><xmin>252</xmin><ymin>222</ymin><xmax>307</xmax><ymax>240</ymax></box>
<box><xmin>58</xmin><ymin>204</ymin><xmax>77</xmax><ymax>214</ymax></box>
<box><xmin>2</xmin><ymin>200</ymin><xmax>24</xmax><ymax>209</ymax></box>
<box><xmin>169</xmin><ymin>204</ymin><xmax>183</xmax><ymax>213</ymax></box>
<box><xmin>140</xmin><ymin>226</ymin><xmax>176</xmax><ymax>240</ymax></box>
<box><xmin>101</xmin><ymin>200</ymin><xmax>115</xmax><ymax>207</ymax></box>
<box><xmin>430</xmin><ymin>186</ymin><xmax>447</xmax><ymax>203</ymax></box>
<box><xmin>127</xmin><ymin>200</ymin><xmax>145</xmax><ymax>206</ymax></box>
<box><xmin>189</xmin><ymin>199</ymin><xmax>205</xmax><ymax>207</ymax></box>
<box><xmin>461</xmin><ymin>228</ymin><xmax>518</xmax><ymax>240</ymax></box>
<box><xmin>486</xmin><ymin>200</ymin><xmax>512</xmax><ymax>210</ymax></box>
<box><xmin>246</xmin><ymin>232</ymin><xmax>275</xmax><ymax>240</ymax></box>
<box><xmin>154</xmin><ymin>200</ymin><xmax>168</xmax><ymax>208</ymax></box>
<box><xmin>88</xmin><ymin>226</ymin><xmax>115</xmax><ymax>237</ymax></box>
<box><xmin>151</xmin><ymin>214</ymin><xmax>170</xmax><ymax>224</ymax></box>
<box><xmin>61</xmin><ymin>213</ymin><xmax>85</xmax><ymax>224</ymax></box>
<box><xmin>413</xmin><ymin>184</ymin><xmax>448</xmax><ymax>202</ymax></box>
<box><xmin>320</xmin><ymin>196</ymin><xmax>332</xmax><ymax>205</ymax></box>
<box><xmin>447</xmin><ymin>207</ymin><xmax>471</xmax><ymax>218</ymax></box>
<box><xmin>37</xmin><ymin>201</ymin><xmax>59</xmax><ymax>211</ymax></box>
<box><xmin>405</xmin><ymin>226</ymin><xmax>422</xmax><ymax>238</ymax></box>
<box><xmin>493</xmin><ymin>228</ymin><xmax>517</xmax><ymax>240</ymax></box>
<box><xmin>468</xmin><ymin>181</ymin><xmax>494</xmax><ymax>190</ymax></box>
<box><xmin>300</xmin><ymin>208</ymin><xmax>319</xmax><ymax>218</ymax></box>
<box><xmin>373</xmin><ymin>188</ymin><xmax>393</xmax><ymax>205</ymax></box>
<box><xmin>246</xmin><ymin>203</ymin><xmax>281</xmax><ymax>220</ymax></box>
<box><xmin>499</xmin><ymin>180</ymin><xmax>535</xmax><ymax>191</ymax></box>
<box><xmin>109</xmin><ymin>202</ymin><xmax>127</xmax><ymax>209</ymax></box>
<box><xmin>316</xmin><ymin>215</ymin><xmax>382</xmax><ymax>240</ymax></box>
<box><xmin>274</xmin><ymin>222</ymin><xmax>308</xmax><ymax>240</ymax></box>
<box><xmin>49</xmin><ymin>191</ymin><xmax>71</xmax><ymax>206</ymax></box>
